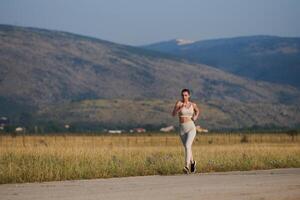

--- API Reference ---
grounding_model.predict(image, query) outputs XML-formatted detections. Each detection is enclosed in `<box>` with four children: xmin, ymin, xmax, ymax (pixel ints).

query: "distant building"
<box><xmin>133</xmin><ymin>128</ymin><xmax>146</xmax><ymax>133</ymax></box>
<box><xmin>196</xmin><ymin>125</ymin><xmax>208</xmax><ymax>133</ymax></box>
<box><xmin>0</xmin><ymin>117</ymin><xmax>9</xmax><ymax>131</ymax></box>
<box><xmin>108</xmin><ymin>130</ymin><xmax>122</xmax><ymax>134</ymax></box>
<box><xmin>0</xmin><ymin>116</ymin><xmax>9</xmax><ymax>126</ymax></box>
<box><xmin>160</xmin><ymin>125</ymin><xmax>175</xmax><ymax>132</ymax></box>
<box><xmin>15</xmin><ymin>127</ymin><xmax>25</xmax><ymax>133</ymax></box>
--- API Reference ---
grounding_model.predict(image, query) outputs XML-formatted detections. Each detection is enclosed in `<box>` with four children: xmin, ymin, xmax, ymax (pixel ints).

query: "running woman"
<box><xmin>172</xmin><ymin>88</ymin><xmax>200</xmax><ymax>174</ymax></box>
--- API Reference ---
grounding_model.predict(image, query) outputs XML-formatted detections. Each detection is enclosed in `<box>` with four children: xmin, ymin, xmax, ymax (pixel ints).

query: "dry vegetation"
<box><xmin>0</xmin><ymin>133</ymin><xmax>299</xmax><ymax>184</ymax></box>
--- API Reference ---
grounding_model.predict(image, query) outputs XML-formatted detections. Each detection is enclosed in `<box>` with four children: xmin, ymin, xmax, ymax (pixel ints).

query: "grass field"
<box><xmin>0</xmin><ymin>133</ymin><xmax>299</xmax><ymax>184</ymax></box>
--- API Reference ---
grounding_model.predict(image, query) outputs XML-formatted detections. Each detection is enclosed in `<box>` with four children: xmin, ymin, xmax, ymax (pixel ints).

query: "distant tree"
<box><xmin>286</xmin><ymin>129</ymin><xmax>298</xmax><ymax>142</ymax></box>
<box><xmin>18</xmin><ymin>112</ymin><xmax>33</xmax><ymax>127</ymax></box>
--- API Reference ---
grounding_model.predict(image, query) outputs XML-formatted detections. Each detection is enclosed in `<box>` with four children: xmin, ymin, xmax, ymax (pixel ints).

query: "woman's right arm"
<box><xmin>172</xmin><ymin>101</ymin><xmax>182</xmax><ymax>117</ymax></box>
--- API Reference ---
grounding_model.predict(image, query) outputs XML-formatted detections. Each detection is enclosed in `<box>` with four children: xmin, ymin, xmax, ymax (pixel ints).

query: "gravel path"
<box><xmin>1</xmin><ymin>168</ymin><xmax>300</xmax><ymax>200</ymax></box>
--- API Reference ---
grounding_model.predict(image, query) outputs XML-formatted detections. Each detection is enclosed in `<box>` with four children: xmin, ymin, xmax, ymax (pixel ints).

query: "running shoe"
<box><xmin>190</xmin><ymin>160</ymin><xmax>196</xmax><ymax>173</ymax></box>
<box><xmin>183</xmin><ymin>166</ymin><xmax>190</xmax><ymax>174</ymax></box>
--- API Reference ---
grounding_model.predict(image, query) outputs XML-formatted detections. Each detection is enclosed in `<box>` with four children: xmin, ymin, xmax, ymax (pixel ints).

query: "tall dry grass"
<box><xmin>0</xmin><ymin>133</ymin><xmax>299</xmax><ymax>184</ymax></box>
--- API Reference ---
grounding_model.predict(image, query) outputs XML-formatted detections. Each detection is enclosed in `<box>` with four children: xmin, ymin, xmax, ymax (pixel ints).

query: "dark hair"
<box><xmin>181</xmin><ymin>88</ymin><xmax>191</xmax><ymax>95</ymax></box>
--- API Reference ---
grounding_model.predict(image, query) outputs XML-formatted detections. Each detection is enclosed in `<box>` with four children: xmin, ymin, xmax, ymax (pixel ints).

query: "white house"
<box><xmin>160</xmin><ymin>125</ymin><xmax>175</xmax><ymax>132</ymax></box>
<box><xmin>196</xmin><ymin>125</ymin><xmax>208</xmax><ymax>133</ymax></box>
<box><xmin>15</xmin><ymin>127</ymin><xmax>25</xmax><ymax>133</ymax></box>
<box><xmin>108</xmin><ymin>130</ymin><xmax>122</xmax><ymax>134</ymax></box>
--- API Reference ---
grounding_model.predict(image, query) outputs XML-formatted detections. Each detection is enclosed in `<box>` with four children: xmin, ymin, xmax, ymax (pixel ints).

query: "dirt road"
<box><xmin>1</xmin><ymin>168</ymin><xmax>299</xmax><ymax>200</ymax></box>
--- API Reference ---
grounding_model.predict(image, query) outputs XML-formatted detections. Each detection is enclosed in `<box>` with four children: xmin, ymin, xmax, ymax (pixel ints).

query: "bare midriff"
<box><xmin>179</xmin><ymin>116</ymin><xmax>193</xmax><ymax>124</ymax></box>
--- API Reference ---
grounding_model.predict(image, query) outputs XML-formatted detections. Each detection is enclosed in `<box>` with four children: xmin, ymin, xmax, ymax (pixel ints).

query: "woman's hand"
<box><xmin>192</xmin><ymin>116</ymin><xmax>197</xmax><ymax>121</ymax></box>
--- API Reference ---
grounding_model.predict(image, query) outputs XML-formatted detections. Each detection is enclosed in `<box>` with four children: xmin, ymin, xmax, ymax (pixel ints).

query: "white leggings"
<box><xmin>179</xmin><ymin>120</ymin><xmax>196</xmax><ymax>166</ymax></box>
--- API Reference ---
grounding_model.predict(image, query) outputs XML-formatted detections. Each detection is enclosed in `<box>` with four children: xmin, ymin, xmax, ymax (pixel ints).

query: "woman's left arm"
<box><xmin>192</xmin><ymin>103</ymin><xmax>200</xmax><ymax>121</ymax></box>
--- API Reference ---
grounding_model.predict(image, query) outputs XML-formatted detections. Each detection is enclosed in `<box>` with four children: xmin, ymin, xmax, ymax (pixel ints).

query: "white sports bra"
<box><xmin>178</xmin><ymin>102</ymin><xmax>194</xmax><ymax>118</ymax></box>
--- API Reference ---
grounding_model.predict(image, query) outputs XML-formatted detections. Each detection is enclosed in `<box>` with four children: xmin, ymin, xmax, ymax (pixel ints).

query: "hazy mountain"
<box><xmin>141</xmin><ymin>36</ymin><xmax>300</xmax><ymax>89</ymax></box>
<box><xmin>1</xmin><ymin>25</ymin><xmax>300</xmax><ymax>130</ymax></box>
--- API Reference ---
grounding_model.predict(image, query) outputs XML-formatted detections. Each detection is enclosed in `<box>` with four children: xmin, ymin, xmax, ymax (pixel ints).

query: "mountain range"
<box><xmin>141</xmin><ymin>36</ymin><xmax>300</xmax><ymax>89</ymax></box>
<box><xmin>1</xmin><ymin>24</ymin><xmax>300</xmax><ymax>131</ymax></box>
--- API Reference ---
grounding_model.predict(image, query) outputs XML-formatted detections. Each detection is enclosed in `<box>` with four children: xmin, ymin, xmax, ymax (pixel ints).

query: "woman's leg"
<box><xmin>179</xmin><ymin>122</ymin><xmax>196</xmax><ymax>167</ymax></box>
<box><xmin>179</xmin><ymin>130</ymin><xmax>188</xmax><ymax>166</ymax></box>
<box><xmin>185</xmin><ymin>127</ymin><xmax>196</xmax><ymax>165</ymax></box>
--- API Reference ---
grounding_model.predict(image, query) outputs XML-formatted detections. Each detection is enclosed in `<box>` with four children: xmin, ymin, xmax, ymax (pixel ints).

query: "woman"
<box><xmin>172</xmin><ymin>88</ymin><xmax>200</xmax><ymax>174</ymax></box>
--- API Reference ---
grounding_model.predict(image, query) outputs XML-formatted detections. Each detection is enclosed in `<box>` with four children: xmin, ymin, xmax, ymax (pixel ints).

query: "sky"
<box><xmin>0</xmin><ymin>0</ymin><xmax>299</xmax><ymax>45</ymax></box>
